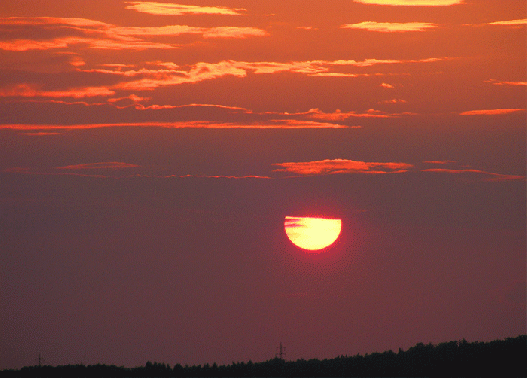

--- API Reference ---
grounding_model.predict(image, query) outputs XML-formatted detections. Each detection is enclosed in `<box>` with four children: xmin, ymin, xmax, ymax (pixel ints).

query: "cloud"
<box><xmin>56</xmin><ymin>162</ymin><xmax>140</xmax><ymax>170</ymax></box>
<box><xmin>0</xmin><ymin>37</ymin><xmax>175</xmax><ymax>51</ymax></box>
<box><xmin>256</xmin><ymin>120</ymin><xmax>351</xmax><ymax>128</ymax></box>
<box><xmin>485</xmin><ymin>79</ymin><xmax>527</xmax><ymax>86</ymax></box>
<box><xmin>3</xmin><ymin>167</ymin><xmax>31</xmax><ymax>173</ymax></box>
<box><xmin>423</xmin><ymin>160</ymin><xmax>456</xmax><ymax>164</ymax></box>
<box><xmin>109</xmin><ymin>25</ymin><xmax>267</xmax><ymax>39</ymax></box>
<box><xmin>108</xmin><ymin>94</ymin><xmax>150</xmax><ymax>104</ymax></box>
<box><xmin>381</xmin><ymin>82</ymin><xmax>394</xmax><ymax>88</ymax></box>
<box><xmin>273</xmin><ymin>159</ymin><xmax>523</xmax><ymax>181</ymax></box>
<box><xmin>273</xmin><ymin>159</ymin><xmax>413</xmax><ymax>175</ymax></box>
<box><xmin>489</xmin><ymin>19</ymin><xmax>527</xmax><ymax>26</ymax></box>
<box><xmin>0</xmin><ymin>120</ymin><xmax>352</xmax><ymax>130</ymax></box>
<box><xmin>111</xmin><ymin>57</ymin><xmax>444</xmax><ymax>90</ymax></box>
<box><xmin>130</xmin><ymin>102</ymin><xmax>247</xmax><ymax>111</ymax></box>
<box><xmin>460</xmin><ymin>109</ymin><xmax>525</xmax><ymax>116</ymax></box>
<box><xmin>3</xmin><ymin>166</ymin><xmax>271</xmax><ymax>180</ymax></box>
<box><xmin>201</xmin><ymin>27</ymin><xmax>268</xmax><ymax>38</ymax></box>
<box><xmin>0</xmin><ymin>17</ymin><xmax>175</xmax><ymax>50</ymax></box>
<box><xmin>299</xmin><ymin>108</ymin><xmax>410</xmax><ymax>120</ymax></box>
<box><xmin>21</xmin><ymin>132</ymin><xmax>62</xmax><ymax>136</ymax></box>
<box><xmin>0</xmin><ymin>17</ymin><xmax>266</xmax><ymax>51</ymax></box>
<box><xmin>178</xmin><ymin>175</ymin><xmax>271</xmax><ymax>179</ymax></box>
<box><xmin>0</xmin><ymin>84</ymin><xmax>115</xmax><ymax>98</ymax></box>
<box><xmin>342</xmin><ymin>21</ymin><xmax>437</xmax><ymax>32</ymax></box>
<box><xmin>124</xmin><ymin>2</ymin><xmax>245</xmax><ymax>16</ymax></box>
<box><xmin>382</xmin><ymin>99</ymin><xmax>407</xmax><ymax>104</ymax></box>
<box><xmin>114</xmin><ymin>61</ymin><xmax>248</xmax><ymax>90</ymax></box>
<box><xmin>353</xmin><ymin>0</ymin><xmax>463</xmax><ymax>5</ymax></box>
<box><xmin>310</xmin><ymin>73</ymin><xmax>361</xmax><ymax>77</ymax></box>
<box><xmin>422</xmin><ymin>169</ymin><xmax>525</xmax><ymax>182</ymax></box>
<box><xmin>0</xmin><ymin>99</ymin><xmax>367</xmax><ymax>128</ymax></box>
<box><xmin>0</xmin><ymin>17</ymin><xmax>107</xmax><ymax>27</ymax></box>
<box><xmin>237</xmin><ymin>57</ymin><xmax>442</xmax><ymax>73</ymax></box>
<box><xmin>0</xmin><ymin>56</ymin><xmax>443</xmax><ymax>102</ymax></box>
<box><xmin>330</xmin><ymin>57</ymin><xmax>443</xmax><ymax>67</ymax></box>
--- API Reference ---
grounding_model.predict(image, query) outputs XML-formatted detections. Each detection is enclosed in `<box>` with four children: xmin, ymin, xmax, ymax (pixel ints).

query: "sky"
<box><xmin>0</xmin><ymin>0</ymin><xmax>525</xmax><ymax>370</ymax></box>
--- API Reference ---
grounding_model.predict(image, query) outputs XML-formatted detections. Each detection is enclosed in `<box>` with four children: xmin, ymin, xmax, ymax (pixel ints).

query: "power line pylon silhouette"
<box><xmin>276</xmin><ymin>342</ymin><xmax>286</xmax><ymax>360</ymax></box>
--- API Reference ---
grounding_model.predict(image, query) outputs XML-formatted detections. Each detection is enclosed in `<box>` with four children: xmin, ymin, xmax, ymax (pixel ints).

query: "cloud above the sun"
<box><xmin>4</xmin><ymin>157</ymin><xmax>522</xmax><ymax>183</ymax></box>
<box><xmin>105</xmin><ymin>58</ymin><xmax>444</xmax><ymax>91</ymax></box>
<box><xmin>422</xmin><ymin>168</ymin><xmax>525</xmax><ymax>182</ymax></box>
<box><xmin>488</xmin><ymin>19</ymin><xmax>527</xmax><ymax>26</ymax></box>
<box><xmin>56</xmin><ymin>162</ymin><xmax>140</xmax><ymax>170</ymax></box>
<box><xmin>342</xmin><ymin>21</ymin><xmax>437</xmax><ymax>32</ymax></box>
<box><xmin>124</xmin><ymin>2</ymin><xmax>246</xmax><ymax>16</ymax></box>
<box><xmin>353</xmin><ymin>0</ymin><xmax>463</xmax><ymax>5</ymax></box>
<box><xmin>0</xmin><ymin>17</ymin><xmax>267</xmax><ymax>52</ymax></box>
<box><xmin>273</xmin><ymin>159</ymin><xmax>413</xmax><ymax>175</ymax></box>
<box><xmin>460</xmin><ymin>108</ymin><xmax>525</xmax><ymax>116</ymax></box>
<box><xmin>0</xmin><ymin>84</ymin><xmax>115</xmax><ymax>98</ymax></box>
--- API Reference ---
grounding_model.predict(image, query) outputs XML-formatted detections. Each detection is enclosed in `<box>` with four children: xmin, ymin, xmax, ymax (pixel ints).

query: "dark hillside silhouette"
<box><xmin>2</xmin><ymin>335</ymin><xmax>525</xmax><ymax>377</ymax></box>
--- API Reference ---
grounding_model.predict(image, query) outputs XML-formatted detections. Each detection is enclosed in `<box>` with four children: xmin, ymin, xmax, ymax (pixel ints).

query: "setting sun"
<box><xmin>284</xmin><ymin>216</ymin><xmax>342</xmax><ymax>251</ymax></box>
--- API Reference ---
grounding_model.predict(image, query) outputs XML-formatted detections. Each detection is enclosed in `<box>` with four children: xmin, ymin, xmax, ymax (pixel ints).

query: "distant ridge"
<box><xmin>3</xmin><ymin>335</ymin><xmax>525</xmax><ymax>377</ymax></box>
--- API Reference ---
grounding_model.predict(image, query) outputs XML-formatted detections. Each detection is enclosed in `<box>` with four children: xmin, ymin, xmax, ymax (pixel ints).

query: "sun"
<box><xmin>284</xmin><ymin>216</ymin><xmax>342</xmax><ymax>251</ymax></box>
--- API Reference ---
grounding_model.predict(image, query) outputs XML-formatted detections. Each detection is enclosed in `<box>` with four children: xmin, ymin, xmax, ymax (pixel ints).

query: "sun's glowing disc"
<box><xmin>284</xmin><ymin>216</ymin><xmax>342</xmax><ymax>251</ymax></box>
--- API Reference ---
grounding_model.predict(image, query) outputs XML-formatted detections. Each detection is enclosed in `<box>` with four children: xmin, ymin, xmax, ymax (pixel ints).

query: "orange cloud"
<box><xmin>381</xmin><ymin>82</ymin><xmax>394</xmax><ymax>88</ymax></box>
<box><xmin>460</xmin><ymin>109</ymin><xmax>525</xmax><ymax>116</ymax></box>
<box><xmin>278</xmin><ymin>108</ymin><xmax>414</xmax><ymax>120</ymax></box>
<box><xmin>201</xmin><ymin>27</ymin><xmax>268</xmax><ymax>38</ymax></box>
<box><xmin>22</xmin><ymin>132</ymin><xmax>62</xmax><ymax>136</ymax></box>
<box><xmin>112</xmin><ymin>57</ymin><xmax>444</xmax><ymax>90</ymax></box>
<box><xmin>342</xmin><ymin>21</ymin><xmax>437</xmax><ymax>32</ymax></box>
<box><xmin>110</xmin><ymin>25</ymin><xmax>267</xmax><ymax>38</ymax></box>
<box><xmin>489</xmin><ymin>19</ymin><xmax>527</xmax><ymax>26</ymax></box>
<box><xmin>56</xmin><ymin>162</ymin><xmax>140</xmax><ymax>170</ymax></box>
<box><xmin>310</xmin><ymin>73</ymin><xmax>361</xmax><ymax>77</ymax></box>
<box><xmin>353</xmin><ymin>0</ymin><xmax>463</xmax><ymax>5</ymax></box>
<box><xmin>485</xmin><ymin>79</ymin><xmax>527</xmax><ymax>86</ymax></box>
<box><xmin>423</xmin><ymin>160</ymin><xmax>456</xmax><ymax>164</ymax></box>
<box><xmin>178</xmin><ymin>175</ymin><xmax>271</xmax><ymax>179</ymax></box>
<box><xmin>302</xmin><ymin>108</ymin><xmax>398</xmax><ymax>119</ymax></box>
<box><xmin>0</xmin><ymin>120</ymin><xmax>351</xmax><ymax>130</ymax></box>
<box><xmin>0</xmin><ymin>16</ymin><xmax>106</xmax><ymax>27</ymax></box>
<box><xmin>273</xmin><ymin>159</ymin><xmax>413</xmax><ymax>175</ymax></box>
<box><xmin>241</xmin><ymin>57</ymin><xmax>442</xmax><ymax>72</ymax></box>
<box><xmin>0</xmin><ymin>84</ymin><xmax>115</xmax><ymax>98</ymax></box>
<box><xmin>382</xmin><ymin>99</ymin><xmax>407</xmax><ymax>104</ymax></box>
<box><xmin>130</xmin><ymin>102</ymin><xmax>249</xmax><ymax>112</ymax></box>
<box><xmin>3</xmin><ymin>166</ymin><xmax>271</xmax><ymax>180</ymax></box>
<box><xmin>0</xmin><ymin>39</ymin><xmax>72</xmax><ymax>51</ymax></box>
<box><xmin>330</xmin><ymin>57</ymin><xmax>442</xmax><ymax>67</ymax></box>
<box><xmin>0</xmin><ymin>17</ymin><xmax>266</xmax><ymax>52</ymax></box>
<box><xmin>124</xmin><ymin>2</ymin><xmax>245</xmax><ymax>16</ymax></box>
<box><xmin>114</xmin><ymin>61</ymin><xmax>248</xmax><ymax>90</ymax></box>
<box><xmin>108</xmin><ymin>94</ymin><xmax>150</xmax><ymax>104</ymax></box>
<box><xmin>264</xmin><ymin>120</ymin><xmax>351</xmax><ymax>128</ymax></box>
<box><xmin>423</xmin><ymin>169</ymin><xmax>525</xmax><ymax>182</ymax></box>
<box><xmin>0</xmin><ymin>30</ymin><xmax>174</xmax><ymax>52</ymax></box>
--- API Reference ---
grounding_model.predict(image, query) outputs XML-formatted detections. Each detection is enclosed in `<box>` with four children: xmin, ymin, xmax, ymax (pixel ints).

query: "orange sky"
<box><xmin>0</xmin><ymin>0</ymin><xmax>524</xmax><ymax>126</ymax></box>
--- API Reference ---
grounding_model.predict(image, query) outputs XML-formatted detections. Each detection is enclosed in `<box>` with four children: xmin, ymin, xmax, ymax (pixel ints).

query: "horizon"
<box><xmin>1</xmin><ymin>0</ymin><xmax>525</xmax><ymax>370</ymax></box>
<box><xmin>6</xmin><ymin>334</ymin><xmax>527</xmax><ymax>370</ymax></box>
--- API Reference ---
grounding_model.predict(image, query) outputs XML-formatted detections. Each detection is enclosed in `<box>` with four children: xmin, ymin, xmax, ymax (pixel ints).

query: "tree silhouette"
<box><xmin>2</xmin><ymin>335</ymin><xmax>525</xmax><ymax>377</ymax></box>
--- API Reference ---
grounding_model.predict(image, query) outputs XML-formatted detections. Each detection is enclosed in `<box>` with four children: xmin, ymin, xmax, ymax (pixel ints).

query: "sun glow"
<box><xmin>284</xmin><ymin>216</ymin><xmax>342</xmax><ymax>251</ymax></box>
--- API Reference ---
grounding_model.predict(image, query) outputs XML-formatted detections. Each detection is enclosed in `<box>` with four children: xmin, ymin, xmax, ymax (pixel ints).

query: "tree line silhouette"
<box><xmin>3</xmin><ymin>335</ymin><xmax>525</xmax><ymax>377</ymax></box>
